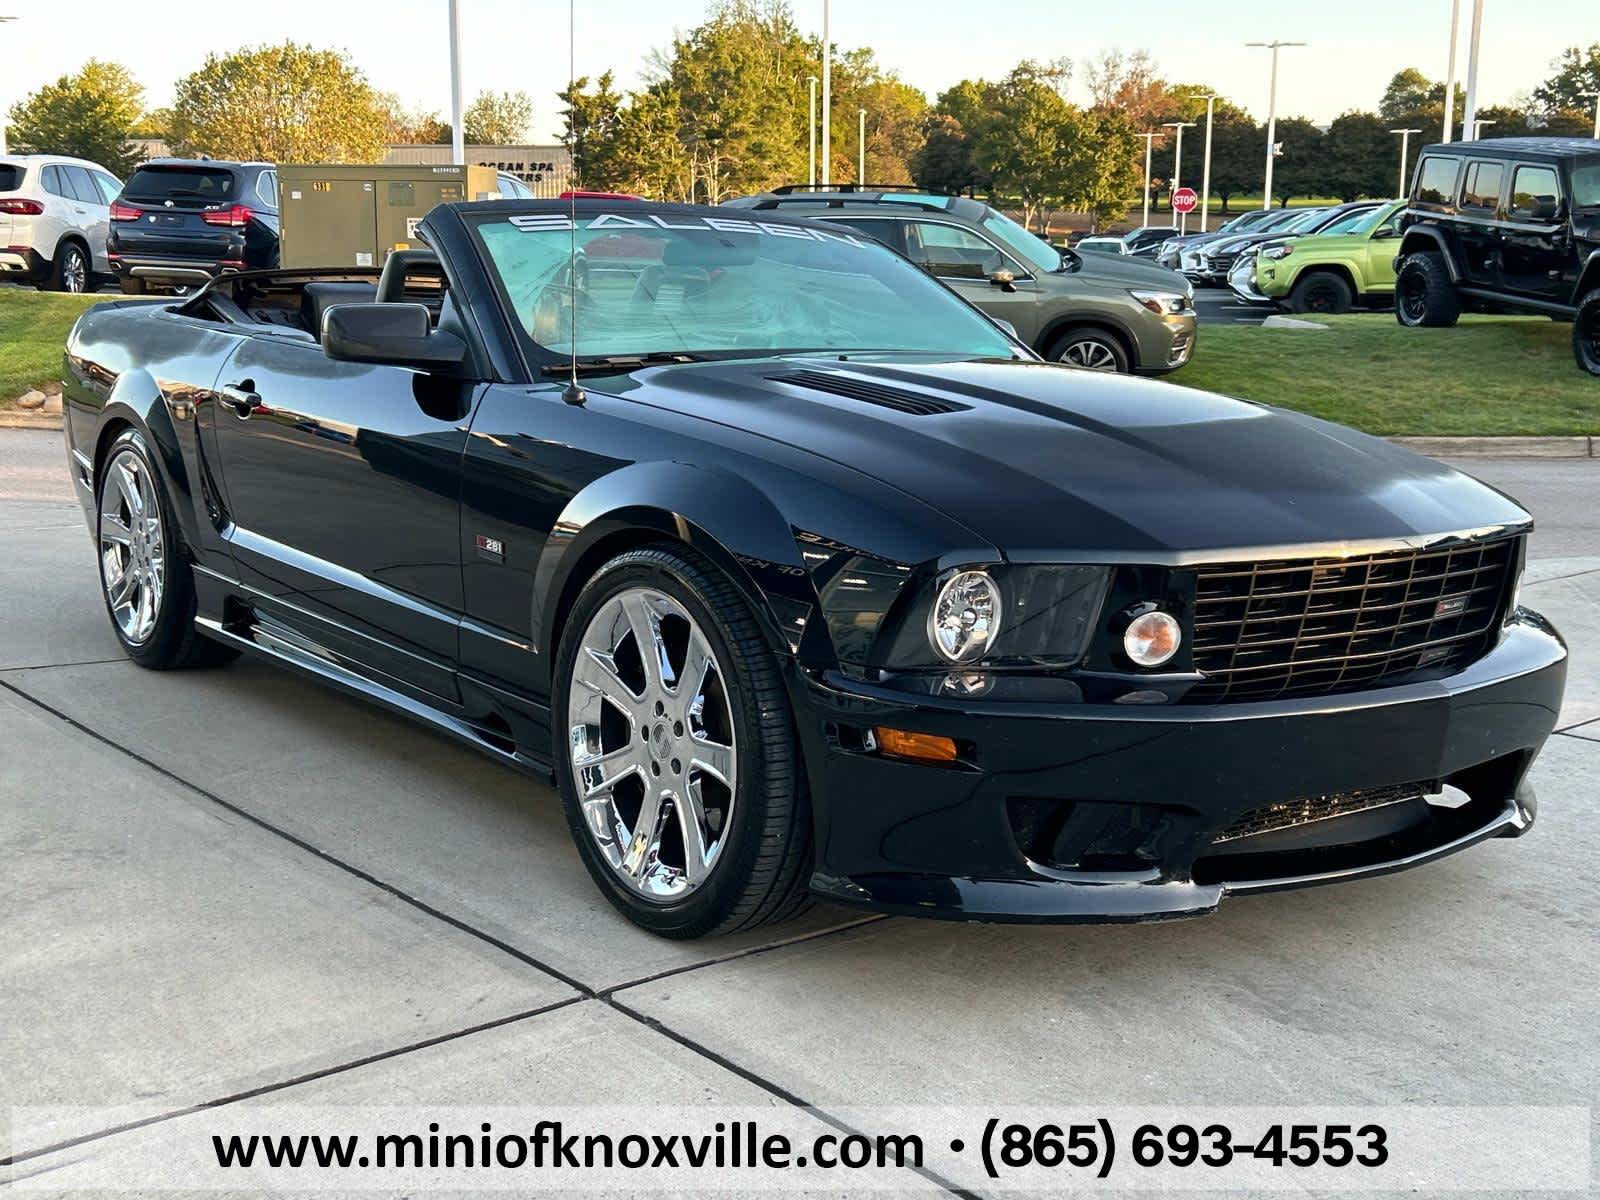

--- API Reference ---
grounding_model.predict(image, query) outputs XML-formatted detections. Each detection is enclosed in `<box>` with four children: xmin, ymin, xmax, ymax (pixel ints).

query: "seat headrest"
<box><xmin>376</xmin><ymin>248</ymin><xmax>442</xmax><ymax>304</ymax></box>
<box><xmin>301</xmin><ymin>281</ymin><xmax>378</xmax><ymax>339</ymax></box>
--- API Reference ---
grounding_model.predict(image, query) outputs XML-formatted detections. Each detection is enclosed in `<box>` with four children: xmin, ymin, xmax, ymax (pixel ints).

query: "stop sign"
<box><xmin>1171</xmin><ymin>187</ymin><xmax>1199</xmax><ymax>214</ymax></box>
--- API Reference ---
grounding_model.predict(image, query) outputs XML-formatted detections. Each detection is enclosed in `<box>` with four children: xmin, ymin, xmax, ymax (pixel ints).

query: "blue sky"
<box><xmin>2</xmin><ymin>0</ymin><xmax>1590</xmax><ymax>142</ymax></box>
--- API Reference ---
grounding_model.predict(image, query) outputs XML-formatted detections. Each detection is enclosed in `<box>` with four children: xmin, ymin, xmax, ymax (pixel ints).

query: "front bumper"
<box><xmin>1134</xmin><ymin>310</ymin><xmax>1198</xmax><ymax>373</ymax></box>
<box><xmin>1228</xmin><ymin>256</ymin><xmax>1275</xmax><ymax>304</ymax></box>
<box><xmin>791</xmin><ymin>612</ymin><xmax>1565</xmax><ymax>923</ymax></box>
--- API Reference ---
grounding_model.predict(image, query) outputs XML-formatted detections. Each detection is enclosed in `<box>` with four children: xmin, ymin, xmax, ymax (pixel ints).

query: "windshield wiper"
<box><xmin>540</xmin><ymin>351</ymin><xmax>704</xmax><ymax>377</ymax></box>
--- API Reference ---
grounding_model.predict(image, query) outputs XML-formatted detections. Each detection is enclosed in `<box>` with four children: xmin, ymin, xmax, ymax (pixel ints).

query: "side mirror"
<box><xmin>322</xmin><ymin>303</ymin><xmax>466</xmax><ymax>371</ymax></box>
<box><xmin>1372</xmin><ymin>225</ymin><xmax>1398</xmax><ymax>240</ymax></box>
<box><xmin>1529</xmin><ymin>197</ymin><xmax>1559</xmax><ymax>222</ymax></box>
<box><xmin>989</xmin><ymin>316</ymin><xmax>1019</xmax><ymax>339</ymax></box>
<box><xmin>989</xmin><ymin>268</ymin><xmax>1018</xmax><ymax>293</ymax></box>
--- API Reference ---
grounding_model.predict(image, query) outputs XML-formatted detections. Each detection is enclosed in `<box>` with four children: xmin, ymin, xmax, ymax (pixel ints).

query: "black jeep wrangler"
<box><xmin>1393</xmin><ymin>137</ymin><xmax>1600</xmax><ymax>375</ymax></box>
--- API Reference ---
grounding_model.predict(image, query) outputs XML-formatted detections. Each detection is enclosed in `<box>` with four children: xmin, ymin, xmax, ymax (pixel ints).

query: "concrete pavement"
<box><xmin>2</xmin><ymin>428</ymin><xmax>1597</xmax><ymax>1193</ymax></box>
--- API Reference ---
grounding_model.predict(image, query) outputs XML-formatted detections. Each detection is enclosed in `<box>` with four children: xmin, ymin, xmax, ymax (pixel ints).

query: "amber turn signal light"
<box><xmin>874</xmin><ymin>727</ymin><xmax>960</xmax><ymax>764</ymax></box>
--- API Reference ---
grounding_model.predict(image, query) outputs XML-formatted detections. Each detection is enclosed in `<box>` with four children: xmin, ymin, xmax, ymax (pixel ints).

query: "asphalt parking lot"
<box><xmin>2</xmin><ymin>427</ymin><xmax>1597</xmax><ymax>1193</ymax></box>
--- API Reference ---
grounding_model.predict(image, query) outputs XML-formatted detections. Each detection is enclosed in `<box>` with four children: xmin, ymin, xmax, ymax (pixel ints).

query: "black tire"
<box><xmin>1048</xmin><ymin>327</ymin><xmax>1131</xmax><ymax>373</ymax></box>
<box><xmin>1576</xmin><ymin>289</ymin><xmax>1600</xmax><ymax>378</ymax></box>
<box><xmin>1288</xmin><ymin>270</ymin><xmax>1354</xmax><ymax>315</ymax></box>
<box><xmin>46</xmin><ymin>241</ymin><xmax>90</xmax><ymax>294</ymax></box>
<box><xmin>1394</xmin><ymin>253</ymin><xmax>1460</xmax><ymax>328</ymax></box>
<box><xmin>95</xmin><ymin>428</ymin><xmax>239</xmax><ymax>670</ymax></box>
<box><xmin>118</xmin><ymin>277</ymin><xmax>147</xmax><ymax>296</ymax></box>
<box><xmin>553</xmin><ymin>545</ymin><xmax>812</xmax><ymax>938</ymax></box>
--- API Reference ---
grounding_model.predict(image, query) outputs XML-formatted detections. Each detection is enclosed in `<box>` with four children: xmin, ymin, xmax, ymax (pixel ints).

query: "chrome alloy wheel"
<box><xmin>99</xmin><ymin>448</ymin><xmax>165</xmax><ymax>644</ymax></box>
<box><xmin>566</xmin><ymin>587</ymin><xmax>737</xmax><ymax>901</ymax></box>
<box><xmin>1058</xmin><ymin>337</ymin><xmax>1121</xmax><ymax>371</ymax></box>
<box><xmin>62</xmin><ymin>245</ymin><xmax>88</xmax><ymax>293</ymax></box>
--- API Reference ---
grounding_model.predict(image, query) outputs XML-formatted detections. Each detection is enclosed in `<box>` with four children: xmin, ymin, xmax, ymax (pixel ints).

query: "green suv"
<box><xmin>726</xmin><ymin>187</ymin><xmax>1197</xmax><ymax>373</ymax></box>
<box><xmin>1231</xmin><ymin>200</ymin><xmax>1406</xmax><ymax>314</ymax></box>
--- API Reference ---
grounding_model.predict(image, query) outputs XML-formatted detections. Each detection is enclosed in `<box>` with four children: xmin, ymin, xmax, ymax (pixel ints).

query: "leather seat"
<box><xmin>300</xmin><ymin>281</ymin><xmax>378</xmax><ymax>338</ymax></box>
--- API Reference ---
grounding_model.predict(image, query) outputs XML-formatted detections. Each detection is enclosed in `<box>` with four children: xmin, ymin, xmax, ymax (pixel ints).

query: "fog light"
<box><xmin>1123</xmin><ymin>610</ymin><xmax>1181</xmax><ymax>668</ymax></box>
<box><xmin>874</xmin><ymin>727</ymin><xmax>959</xmax><ymax>764</ymax></box>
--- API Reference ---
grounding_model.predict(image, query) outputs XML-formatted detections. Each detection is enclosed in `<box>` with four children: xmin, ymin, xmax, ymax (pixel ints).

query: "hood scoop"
<box><xmin>770</xmin><ymin>368</ymin><xmax>971</xmax><ymax>416</ymax></box>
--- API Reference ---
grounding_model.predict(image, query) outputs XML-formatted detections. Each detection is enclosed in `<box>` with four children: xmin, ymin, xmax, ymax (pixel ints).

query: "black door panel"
<box><xmin>209</xmin><ymin>333</ymin><xmax>477</xmax><ymax>702</ymax></box>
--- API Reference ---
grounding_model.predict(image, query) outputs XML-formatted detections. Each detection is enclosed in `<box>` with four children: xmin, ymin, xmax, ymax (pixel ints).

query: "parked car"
<box><xmin>727</xmin><ymin>187</ymin><xmax>1196</xmax><ymax>373</ymax></box>
<box><xmin>1156</xmin><ymin>209</ymin><xmax>1280</xmax><ymax>271</ymax></box>
<box><xmin>1119</xmin><ymin>224</ymin><xmax>1179</xmax><ymax>258</ymax></box>
<box><xmin>0</xmin><ymin>154</ymin><xmax>122</xmax><ymax>292</ymax></box>
<box><xmin>1393</xmin><ymin>137</ymin><xmax>1600</xmax><ymax>375</ymax></box>
<box><xmin>1075</xmin><ymin>235</ymin><xmax>1131</xmax><ymax>255</ymax></box>
<box><xmin>62</xmin><ymin>197</ymin><xmax>1564</xmax><ymax>937</ymax></box>
<box><xmin>495</xmin><ymin>171</ymin><xmax>534</xmax><ymax>199</ymax></box>
<box><xmin>1230</xmin><ymin>200</ymin><xmax>1407</xmax><ymax>313</ymax></box>
<box><xmin>107</xmin><ymin>160</ymin><xmax>280</xmax><ymax>294</ymax></box>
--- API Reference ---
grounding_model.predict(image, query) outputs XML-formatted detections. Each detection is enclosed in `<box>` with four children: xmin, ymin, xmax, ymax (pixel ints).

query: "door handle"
<box><xmin>219</xmin><ymin>381</ymin><xmax>262</xmax><ymax>418</ymax></box>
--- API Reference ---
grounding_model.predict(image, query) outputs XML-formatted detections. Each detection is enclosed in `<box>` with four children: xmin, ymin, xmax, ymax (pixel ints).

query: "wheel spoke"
<box><xmin>114</xmin><ymin>460</ymin><xmax>142</xmax><ymax>517</ymax></box>
<box><xmin>622</xmin><ymin>787</ymin><xmax>665</xmax><ymax>879</ymax></box>
<box><xmin>620</xmin><ymin>591</ymin><xmax>668</xmax><ymax>693</ymax></box>
<box><xmin>677</xmin><ymin>782</ymin><xmax>711</xmax><ymax>883</ymax></box>
<box><xmin>689</xmin><ymin>735</ymin><xmax>734</xmax><ymax>790</ymax></box>
<box><xmin>100</xmin><ymin>512</ymin><xmax>131</xmax><ymax>546</ymax></box>
<box><xmin>571</xmin><ymin>646</ymin><xmax>639</xmax><ymax>712</ymax></box>
<box><xmin>108</xmin><ymin>566</ymin><xmax>138</xmax><ymax>607</ymax></box>
<box><xmin>676</xmin><ymin>628</ymin><xmax>714</xmax><ymax>714</ymax></box>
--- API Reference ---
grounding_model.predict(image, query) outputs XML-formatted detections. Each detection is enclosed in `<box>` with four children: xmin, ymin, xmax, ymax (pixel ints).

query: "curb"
<box><xmin>1388</xmin><ymin>436</ymin><xmax>1595</xmax><ymax>458</ymax></box>
<box><xmin>0</xmin><ymin>411</ymin><xmax>62</xmax><ymax>431</ymax></box>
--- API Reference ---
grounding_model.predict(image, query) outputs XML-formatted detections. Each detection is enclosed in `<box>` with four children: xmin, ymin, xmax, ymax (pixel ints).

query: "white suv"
<box><xmin>0</xmin><ymin>155</ymin><xmax>123</xmax><ymax>292</ymax></box>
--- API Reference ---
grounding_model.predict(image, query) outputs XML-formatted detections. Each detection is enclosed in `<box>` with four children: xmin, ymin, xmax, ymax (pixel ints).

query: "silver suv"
<box><xmin>0</xmin><ymin>155</ymin><xmax>123</xmax><ymax>292</ymax></box>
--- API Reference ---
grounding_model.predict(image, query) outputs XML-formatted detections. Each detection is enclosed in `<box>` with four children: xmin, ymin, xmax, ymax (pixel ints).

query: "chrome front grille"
<box><xmin>1187</xmin><ymin>536</ymin><xmax>1519</xmax><ymax>702</ymax></box>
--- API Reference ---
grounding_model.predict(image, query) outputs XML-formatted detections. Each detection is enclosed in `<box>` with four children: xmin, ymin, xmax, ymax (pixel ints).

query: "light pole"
<box><xmin>1391</xmin><ymin>128</ymin><xmax>1422</xmax><ymax>196</ymax></box>
<box><xmin>447</xmin><ymin>0</ymin><xmax>465</xmax><ymax>165</ymax></box>
<box><xmin>1581</xmin><ymin>91</ymin><xmax>1600</xmax><ymax>140</ymax></box>
<box><xmin>1461</xmin><ymin>0</ymin><xmax>1484</xmax><ymax>144</ymax></box>
<box><xmin>0</xmin><ymin>16</ymin><xmax>17</xmax><ymax>157</ymax></box>
<box><xmin>1163</xmin><ymin>120</ymin><xmax>1197</xmax><ymax>233</ymax></box>
<box><xmin>820</xmin><ymin>0</ymin><xmax>831</xmax><ymax>186</ymax></box>
<box><xmin>807</xmin><ymin>76</ymin><xmax>818</xmax><ymax>186</ymax></box>
<box><xmin>1247</xmin><ymin>41</ymin><xmax>1305</xmax><ymax>211</ymax></box>
<box><xmin>1199</xmin><ymin>95</ymin><xmax>1217</xmax><ymax>233</ymax></box>
<box><xmin>1442</xmin><ymin>0</ymin><xmax>1460</xmax><ymax>142</ymax></box>
<box><xmin>857</xmin><ymin>108</ymin><xmax>866</xmax><ymax>184</ymax></box>
<box><xmin>1139</xmin><ymin>132</ymin><xmax>1159</xmax><ymax>228</ymax></box>
<box><xmin>1471</xmin><ymin>119</ymin><xmax>1495</xmax><ymax>140</ymax></box>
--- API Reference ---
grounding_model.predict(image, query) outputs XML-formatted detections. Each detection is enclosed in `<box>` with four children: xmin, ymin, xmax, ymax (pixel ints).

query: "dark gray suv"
<box><xmin>726</xmin><ymin>187</ymin><xmax>1197</xmax><ymax>373</ymax></box>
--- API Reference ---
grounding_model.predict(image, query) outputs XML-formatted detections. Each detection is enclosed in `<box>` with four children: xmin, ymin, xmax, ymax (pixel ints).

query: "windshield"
<box><xmin>472</xmin><ymin>210</ymin><xmax>1018</xmax><ymax>361</ymax></box>
<box><xmin>1346</xmin><ymin>203</ymin><xmax>1402</xmax><ymax>234</ymax></box>
<box><xmin>1316</xmin><ymin>207</ymin><xmax>1380</xmax><ymax>236</ymax></box>
<box><xmin>1573</xmin><ymin>163</ymin><xmax>1600</xmax><ymax>209</ymax></box>
<box><xmin>1281</xmin><ymin>208</ymin><xmax>1332</xmax><ymax>233</ymax></box>
<box><xmin>979</xmin><ymin>209</ymin><xmax>1062</xmax><ymax>274</ymax></box>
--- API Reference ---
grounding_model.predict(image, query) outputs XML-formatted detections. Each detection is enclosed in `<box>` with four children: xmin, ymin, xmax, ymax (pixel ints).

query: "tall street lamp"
<box><xmin>1163</xmin><ymin>120</ymin><xmax>1197</xmax><ymax>233</ymax></box>
<box><xmin>448</xmin><ymin>0</ymin><xmax>465</xmax><ymax>165</ymax></box>
<box><xmin>857</xmin><ymin>108</ymin><xmax>866</xmax><ymax>184</ymax></box>
<box><xmin>1139</xmin><ymin>131</ymin><xmax>1160</xmax><ymax>228</ymax></box>
<box><xmin>1247</xmin><ymin>41</ymin><xmax>1306</xmax><ymax>211</ymax></box>
<box><xmin>1461</xmin><ymin>0</ymin><xmax>1485</xmax><ymax>144</ymax></box>
<box><xmin>1199</xmin><ymin>95</ymin><xmax>1217</xmax><ymax>233</ymax></box>
<box><xmin>1471</xmin><ymin>119</ymin><xmax>1495</xmax><ymax>139</ymax></box>
<box><xmin>1442</xmin><ymin>0</ymin><xmax>1460</xmax><ymax>142</ymax></box>
<box><xmin>820</xmin><ymin>0</ymin><xmax>831</xmax><ymax>186</ymax></box>
<box><xmin>807</xmin><ymin>76</ymin><xmax>818</xmax><ymax>186</ymax></box>
<box><xmin>1</xmin><ymin>15</ymin><xmax>18</xmax><ymax>157</ymax></box>
<box><xmin>1391</xmin><ymin>128</ymin><xmax>1423</xmax><ymax>197</ymax></box>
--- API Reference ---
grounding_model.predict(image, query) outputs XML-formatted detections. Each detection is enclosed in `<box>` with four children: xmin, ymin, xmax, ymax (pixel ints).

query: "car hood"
<box><xmin>1069</xmin><ymin>251</ymin><xmax>1189</xmax><ymax>290</ymax></box>
<box><xmin>615</xmin><ymin>356</ymin><xmax>1529</xmax><ymax>559</ymax></box>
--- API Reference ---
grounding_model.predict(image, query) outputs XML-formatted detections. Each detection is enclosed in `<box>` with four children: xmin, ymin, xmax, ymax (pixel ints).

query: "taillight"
<box><xmin>0</xmin><ymin>198</ymin><xmax>45</xmax><ymax>216</ymax></box>
<box><xmin>201</xmin><ymin>204</ymin><xmax>253</xmax><ymax>227</ymax></box>
<box><xmin>109</xmin><ymin>202</ymin><xmax>143</xmax><ymax>221</ymax></box>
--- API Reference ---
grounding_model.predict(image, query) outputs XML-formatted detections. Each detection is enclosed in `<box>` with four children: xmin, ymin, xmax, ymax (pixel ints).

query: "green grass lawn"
<box><xmin>1173</xmin><ymin>314</ymin><xmax>1599</xmax><ymax>436</ymax></box>
<box><xmin>0</xmin><ymin>290</ymin><xmax>104</xmax><ymax>405</ymax></box>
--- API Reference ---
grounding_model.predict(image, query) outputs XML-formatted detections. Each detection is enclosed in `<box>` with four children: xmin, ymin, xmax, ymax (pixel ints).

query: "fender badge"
<box><xmin>474</xmin><ymin>534</ymin><xmax>505</xmax><ymax>563</ymax></box>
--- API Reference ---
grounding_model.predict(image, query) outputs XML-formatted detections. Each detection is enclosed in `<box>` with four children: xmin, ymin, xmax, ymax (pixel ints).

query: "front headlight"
<box><xmin>1159</xmin><ymin>239</ymin><xmax>1178</xmax><ymax>256</ymax></box>
<box><xmin>928</xmin><ymin>571</ymin><xmax>1002</xmax><ymax>663</ymax></box>
<box><xmin>1130</xmin><ymin>289</ymin><xmax>1190</xmax><ymax>315</ymax></box>
<box><xmin>1261</xmin><ymin>243</ymin><xmax>1293</xmax><ymax>260</ymax></box>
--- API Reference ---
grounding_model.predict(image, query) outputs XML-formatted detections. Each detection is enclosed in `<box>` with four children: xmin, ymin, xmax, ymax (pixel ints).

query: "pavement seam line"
<box><xmin>0</xmin><ymin>997</ymin><xmax>584</xmax><ymax>1169</ymax></box>
<box><xmin>1556</xmin><ymin>728</ymin><xmax>1600</xmax><ymax>745</ymax></box>
<box><xmin>603</xmin><ymin>995</ymin><xmax>981</xmax><ymax>1200</ymax></box>
<box><xmin>0</xmin><ymin>658</ymin><xmax>135</xmax><ymax>674</ymax></box>
<box><xmin>1522</xmin><ymin>565</ymin><xmax>1600</xmax><ymax>588</ymax></box>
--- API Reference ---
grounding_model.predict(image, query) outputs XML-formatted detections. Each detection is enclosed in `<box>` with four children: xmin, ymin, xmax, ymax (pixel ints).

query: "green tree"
<box><xmin>7</xmin><ymin>60</ymin><xmax>145</xmax><ymax>176</ymax></box>
<box><xmin>379</xmin><ymin>94</ymin><xmax>450</xmax><ymax>144</ymax></box>
<box><xmin>1269</xmin><ymin>116</ymin><xmax>1325</xmax><ymax>206</ymax></box>
<box><xmin>973</xmin><ymin>60</ymin><xmax>1073</xmax><ymax>230</ymax></box>
<box><xmin>1323</xmin><ymin>111</ymin><xmax>1394</xmax><ymax>201</ymax></box>
<box><xmin>910</xmin><ymin>113</ymin><xmax>978</xmax><ymax>194</ymax></box>
<box><xmin>1378</xmin><ymin>67</ymin><xmax>1463</xmax><ymax>137</ymax></box>
<box><xmin>464</xmin><ymin>89</ymin><xmax>533</xmax><ymax>144</ymax></box>
<box><xmin>1060</xmin><ymin>107</ymin><xmax>1139</xmax><ymax>231</ymax></box>
<box><xmin>168</xmin><ymin>43</ymin><xmax>389</xmax><ymax>163</ymax></box>
<box><xmin>1205</xmin><ymin>112</ymin><xmax>1265</xmax><ymax>214</ymax></box>
<box><xmin>558</xmin><ymin>73</ymin><xmax>626</xmax><ymax>188</ymax></box>
<box><xmin>1532</xmin><ymin>44</ymin><xmax>1600</xmax><ymax>115</ymax></box>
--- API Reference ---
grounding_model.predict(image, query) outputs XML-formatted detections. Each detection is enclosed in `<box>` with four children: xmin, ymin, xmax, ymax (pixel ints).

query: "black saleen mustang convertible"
<box><xmin>62</xmin><ymin>199</ymin><xmax>1566</xmax><ymax>938</ymax></box>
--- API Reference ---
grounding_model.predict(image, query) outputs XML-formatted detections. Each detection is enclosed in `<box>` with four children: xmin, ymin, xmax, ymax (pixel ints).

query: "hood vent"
<box><xmin>770</xmin><ymin>369</ymin><xmax>970</xmax><ymax>416</ymax></box>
